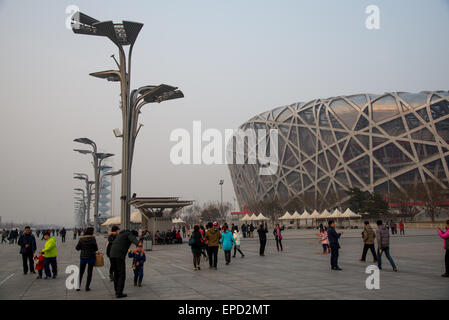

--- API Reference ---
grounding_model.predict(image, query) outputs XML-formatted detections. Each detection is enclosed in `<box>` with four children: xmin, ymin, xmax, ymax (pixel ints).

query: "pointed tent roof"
<box><xmin>330</xmin><ymin>209</ymin><xmax>342</xmax><ymax>218</ymax></box>
<box><xmin>279</xmin><ymin>211</ymin><xmax>292</xmax><ymax>220</ymax></box>
<box><xmin>310</xmin><ymin>210</ymin><xmax>321</xmax><ymax>218</ymax></box>
<box><xmin>343</xmin><ymin>208</ymin><xmax>362</xmax><ymax>218</ymax></box>
<box><xmin>240</xmin><ymin>214</ymin><xmax>251</xmax><ymax>222</ymax></box>
<box><xmin>320</xmin><ymin>209</ymin><xmax>331</xmax><ymax>218</ymax></box>
<box><xmin>299</xmin><ymin>210</ymin><xmax>311</xmax><ymax>220</ymax></box>
<box><xmin>291</xmin><ymin>211</ymin><xmax>302</xmax><ymax>219</ymax></box>
<box><xmin>249</xmin><ymin>214</ymin><xmax>259</xmax><ymax>221</ymax></box>
<box><xmin>257</xmin><ymin>213</ymin><xmax>269</xmax><ymax>220</ymax></box>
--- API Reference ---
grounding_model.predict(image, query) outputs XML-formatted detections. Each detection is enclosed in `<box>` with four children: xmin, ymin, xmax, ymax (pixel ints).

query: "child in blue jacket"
<box><xmin>128</xmin><ymin>244</ymin><xmax>146</xmax><ymax>287</ymax></box>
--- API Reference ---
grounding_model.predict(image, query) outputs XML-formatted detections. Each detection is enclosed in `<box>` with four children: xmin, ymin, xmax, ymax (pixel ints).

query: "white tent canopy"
<box><xmin>240</xmin><ymin>214</ymin><xmax>251</xmax><ymax>222</ymax></box>
<box><xmin>172</xmin><ymin>217</ymin><xmax>187</xmax><ymax>224</ymax></box>
<box><xmin>279</xmin><ymin>211</ymin><xmax>292</xmax><ymax>220</ymax></box>
<box><xmin>101</xmin><ymin>216</ymin><xmax>120</xmax><ymax>226</ymax></box>
<box><xmin>320</xmin><ymin>209</ymin><xmax>331</xmax><ymax>218</ymax></box>
<box><xmin>249</xmin><ymin>214</ymin><xmax>259</xmax><ymax>221</ymax></box>
<box><xmin>343</xmin><ymin>208</ymin><xmax>362</xmax><ymax>218</ymax></box>
<box><xmin>291</xmin><ymin>211</ymin><xmax>302</xmax><ymax>220</ymax></box>
<box><xmin>130</xmin><ymin>211</ymin><xmax>142</xmax><ymax>223</ymax></box>
<box><xmin>299</xmin><ymin>210</ymin><xmax>311</xmax><ymax>220</ymax></box>
<box><xmin>330</xmin><ymin>209</ymin><xmax>342</xmax><ymax>218</ymax></box>
<box><xmin>310</xmin><ymin>210</ymin><xmax>321</xmax><ymax>218</ymax></box>
<box><xmin>257</xmin><ymin>213</ymin><xmax>269</xmax><ymax>220</ymax></box>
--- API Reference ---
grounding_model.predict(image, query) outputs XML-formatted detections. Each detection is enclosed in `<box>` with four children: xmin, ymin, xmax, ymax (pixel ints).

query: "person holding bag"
<box><xmin>75</xmin><ymin>227</ymin><xmax>98</xmax><ymax>291</ymax></box>
<box><xmin>273</xmin><ymin>224</ymin><xmax>284</xmax><ymax>252</ymax></box>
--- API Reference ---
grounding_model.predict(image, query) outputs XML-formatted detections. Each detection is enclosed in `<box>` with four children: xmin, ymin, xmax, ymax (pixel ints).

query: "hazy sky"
<box><xmin>0</xmin><ymin>0</ymin><xmax>448</xmax><ymax>226</ymax></box>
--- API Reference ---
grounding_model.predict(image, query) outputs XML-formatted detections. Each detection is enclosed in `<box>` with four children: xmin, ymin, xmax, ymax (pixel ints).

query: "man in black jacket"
<box><xmin>110</xmin><ymin>229</ymin><xmax>141</xmax><ymax>298</ymax></box>
<box><xmin>106</xmin><ymin>226</ymin><xmax>119</xmax><ymax>281</ymax></box>
<box><xmin>327</xmin><ymin>220</ymin><xmax>343</xmax><ymax>271</ymax></box>
<box><xmin>257</xmin><ymin>223</ymin><xmax>268</xmax><ymax>256</ymax></box>
<box><xmin>18</xmin><ymin>226</ymin><xmax>37</xmax><ymax>274</ymax></box>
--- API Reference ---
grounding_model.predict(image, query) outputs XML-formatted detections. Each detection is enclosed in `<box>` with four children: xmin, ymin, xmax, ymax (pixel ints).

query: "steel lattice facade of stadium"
<box><xmin>228</xmin><ymin>91</ymin><xmax>449</xmax><ymax>210</ymax></box>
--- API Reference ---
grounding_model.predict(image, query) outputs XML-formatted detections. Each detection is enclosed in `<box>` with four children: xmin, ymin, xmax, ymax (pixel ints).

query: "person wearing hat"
<box><xmin>205</xmin><ymin>222</ymin><xmax>221</xmax><ymax>270</ymax></box>
<box><xmin>107</xmin><ymin>226</ymin><xmax>120</xmax><ymax>281</ymax></box>
<box><xmin>41</xmin><ymin>232</ymin><xmax>58</xmax><ymax>279</ymax></box>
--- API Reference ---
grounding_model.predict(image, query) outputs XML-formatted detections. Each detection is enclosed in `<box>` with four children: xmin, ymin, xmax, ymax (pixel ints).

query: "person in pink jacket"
<box><xmin>437</xmin><ymin>220</ymin><xmax>449</xmax><ymax>277</ymax></box>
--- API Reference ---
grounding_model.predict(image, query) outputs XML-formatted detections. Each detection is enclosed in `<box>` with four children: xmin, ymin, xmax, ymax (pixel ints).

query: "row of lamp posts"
<box><xmin>70</xmin><ymin>11</ymin><xmax>184</xmax><ymax>231</ymax></box>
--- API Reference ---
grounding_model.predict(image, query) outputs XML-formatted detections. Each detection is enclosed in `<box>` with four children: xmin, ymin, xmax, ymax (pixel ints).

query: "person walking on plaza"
<box><xmin>75</xmin><ymin>227</ymin><xmax>98</xmax><ymax>291</ymax></box>
<box><xmin>250</xmin><ymin>223</ymin><xmax>255</xmax><ymax>238</ymax></box>
<box><xmin>128</xmin><ymin>243</ymin><xmax>146</xmax><ymax>287</ymax></box>
<box><xmin>241</xmin><ymin>223</ymin><xmax>247</xmax><ymax>238</ymax></box>
<box><xmin>106</xmin><ymin>226</ymin><xmax>119</xmax><ymax>281</ymax></box>
<box><xmin>190</xmin><ymin>225</ymin><xmax>203</xmax><ymax>271</ymax></box>
<box><xmin>110</xmin><ymin>229</ymin><xmax>141</xmax><ymax>298</ymax></box>
<box><xmin>257</xmin><ymin>223</ymin><xmax>268</xmax><ymax>256</ymax></box>
<box><xmin>41</xmin><ymin>232</ymin><xmax>58</xmax><ymax>279</ymax></box>
<box><xmin>2</xmin><ymin>229</ymin><xmax>8</xmax><ymax>244</ymax></box>
<box><xmin>60</xmin><ymin>227</ymin><xmax>66</xmax><ymax>243</ymax></box>
<box><xmin>18</xmin><ymin>226</ymin><xmax>37</xmax><ymax>275</ymax></box>
<box><xmin>73</xmin><ymin>228</ymin><xmax>77</xmax><ymax>240</ymax></box>
<box><xmin>232</xmin><ymin>226</ymin><xmax>245</xmax><ymax>258</ymax></box>
<box><xmin>206</xmin><ymin>222</ymin><xmax>221</xmax><ymax>270</ymax></box>
<box><xmin>399</xmin><ymin>221</ymin><xmax>405</xmax><ymax>235</ymax></box>
<box><xmin>437</xmin><ymin>220</ymin><xmax>449</xmax><ymax>277</ymax></box>
<box><xmin>360</xmin><ymin>221</ymin><xmax>377</xmax><ymax>263</ymax></box>
<box><xmin>220</xmin><ymin>224</ymin><xmax>236</xmax><ymax>265</ymax></box>
<box><xmin>328</xmin><ymin>220</ymin><xmax>343</xmax><ymax>271</ymax></box>
<box><xmin>273</xmin><ymin>224</ymin><xmax>284</xmax><ymax>252</ymax></box>
<box><xmin>199</xmin><ymin>225</ymin><xmax>208</xmax><ymax>261</ymax></box>
<box><xmin>376</xmin><ymin>220</ymin><xmax>398</xmax><ymax>272</ymax></box>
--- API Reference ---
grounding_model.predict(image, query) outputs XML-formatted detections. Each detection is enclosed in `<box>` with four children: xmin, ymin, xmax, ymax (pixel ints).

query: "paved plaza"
<box><xmin>0</xmin><ymin>228</ymin><xmax>447</xmax><ymax>300</ymax></box>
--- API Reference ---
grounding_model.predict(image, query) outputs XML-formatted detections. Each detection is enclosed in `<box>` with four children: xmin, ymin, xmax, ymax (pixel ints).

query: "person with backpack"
<box><xmin>220</xmin><ymin>224</ymin><xmax>236</xmax><ymax>265</ymax></box>
<box><xmin>190</xmin><ymin>225</ymin><xmax>203</xmax><ymax>271</ymax></box>
<box><xmin>205</xmin><ymin>222</ymin><xmax>221</xmax><ymax>270</ymax></box>
<box><xmin>75</xmin><ymin>227</ymin><xmax>98</xmax><ymax>291</ymax></box>
<box><xmin>360</xmin><ymin>221</ymin><xmax>377</xmax><ymax>263</ymax></box>
<box><xmin>376</xmin><ymin>220</ymin><xmax>398</xmax><ymax>272</ymax></box>
<box><xmin>106</xmin><ymin>226</ymin><xmax>119</xmax><ymax>281</ymax></box>
<box><xmin>437</xmin><ymin>220</ymin><xmax>449</xmax><ymax>277</ymax></box>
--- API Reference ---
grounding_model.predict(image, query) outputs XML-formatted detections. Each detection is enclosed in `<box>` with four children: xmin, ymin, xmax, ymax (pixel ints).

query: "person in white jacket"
<box><xmin>232</xmin><ymin>226</ymin><xmax>245</xmax><ymax>258</ymax></box>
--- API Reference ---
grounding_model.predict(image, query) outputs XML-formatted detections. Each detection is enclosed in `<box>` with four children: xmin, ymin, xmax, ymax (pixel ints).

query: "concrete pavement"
<box><xmin>0</xmin><ymin>228</ymin><xmax>447</xmax><ymax>300</ymax></box>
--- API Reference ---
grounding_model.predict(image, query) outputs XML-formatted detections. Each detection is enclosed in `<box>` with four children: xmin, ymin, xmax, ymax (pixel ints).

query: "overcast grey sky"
<box><xmin>0</xmin><ymin>0</ymin><xmax>448</xmax><ymax>226</ymax></box>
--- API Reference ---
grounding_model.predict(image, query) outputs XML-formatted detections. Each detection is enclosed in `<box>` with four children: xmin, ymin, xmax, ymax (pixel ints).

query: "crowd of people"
<box><xmin>5</xmin><ymin>217</ymin><xmax>449</xmax><ymax>300</ymax></box>
<box><xmin>154</xmin><ymin>228</ymin><xmax>183</xmax><ymax>245</ymax></box>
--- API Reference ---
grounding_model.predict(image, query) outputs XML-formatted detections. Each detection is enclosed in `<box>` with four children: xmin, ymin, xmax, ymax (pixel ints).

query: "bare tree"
<box><xmin>200</xmin><ymin>201</ymin><xmax>232</xmax><ymax>224</ymax></box>
<box><xmin>417</xmin><ymin>181</ymin><xmax>446</xmax><ymax>222</ymax></box>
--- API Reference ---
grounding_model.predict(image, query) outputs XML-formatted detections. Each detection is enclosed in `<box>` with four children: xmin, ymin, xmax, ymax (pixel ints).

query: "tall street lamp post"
<box><xmin>219</xmin><ymin>179</ymin><xmax>224</xmax><ymax>217</ymax></box>
<box><xmin>74</xmin><ymin>188</ymin><xmax>86</xmax><ymax>228</ymax></box>
<box><xmin>74</xmin><ymin>140</ymin><xmax>114</xmax><ymax>232</ymax></box>
<box><xmin>71</xmin><ymin>12</ymin><xmax>184</xmax><ymax>230</ymax></box>
<box><xmin>74</xmin><ymin>173</ymin><xmax>94</xmax><ymax>227</ymax></box>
